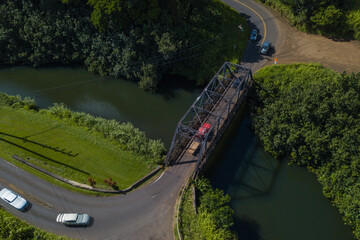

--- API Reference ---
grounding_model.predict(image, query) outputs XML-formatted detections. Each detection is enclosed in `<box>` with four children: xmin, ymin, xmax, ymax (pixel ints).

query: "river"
<box><xmin>204</xmin><ymin>107</ymin><xmax>355</xmax><ymax>240</ymax></box>
<box><xmin>0</xmin><ymin>66</ymin><xmax>199</xmax><ymax>146</ymax></box>
<box><xmin>0</xmin><ymin>67</ymin><xmax>354</xmax><ymax>240</ymax></box>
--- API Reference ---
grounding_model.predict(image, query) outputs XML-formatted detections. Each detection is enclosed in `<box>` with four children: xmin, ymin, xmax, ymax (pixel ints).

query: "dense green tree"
<box><xmin>0</xmin><ymin>0</ymin><xmax>246</xmax><ymax>91</ymax></box>
<box><xmin>310</xmin><ymin>5</ymin><xmax>344</xmax><ymax>35</ymax></box>
<box><xmin>198</xmin><ymin>210</ymin><xmax>235</xmax><ymax>240</ymax></box>
<box><xmin>250</xmin><ymin>63</ymin><xmax>360</xmax><ymax>239</ymax></box>
<box><xmin>195</xmin><ymin>178</ymin><xmax>235</xmax><ymax>230</ymax></box>
<box><xmin>259</xmin><ymin>0</ymin><xmax>360</xmax><ymax>39</ymax></box>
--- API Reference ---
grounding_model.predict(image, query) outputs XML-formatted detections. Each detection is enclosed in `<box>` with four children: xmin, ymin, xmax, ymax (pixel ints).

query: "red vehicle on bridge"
<box><xmin>196</xmin><ymin>123</ymin><xmax>211</xmax><ymax>139</ymax></box>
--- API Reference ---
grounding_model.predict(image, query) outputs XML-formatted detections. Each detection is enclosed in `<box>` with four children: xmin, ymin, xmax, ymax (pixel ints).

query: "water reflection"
<box><xmin>0</xmin><ymin>67</ymin><xmax>355</xmax><ymax>240</ymax></box>
<box><xmin>205</xmin><ymin>109</ymin><xmax>354</xmax><ymax>240</ymax></box>
<box><xmin>0</xmin><ymin>67</ymin><xmax>200</xmax><ymax>146</ymax></box>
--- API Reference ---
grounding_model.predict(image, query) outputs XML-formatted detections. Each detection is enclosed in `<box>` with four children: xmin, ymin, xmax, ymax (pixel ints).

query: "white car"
<box><xmin>56</xmin><ymin>213</ymin><xmax>90</xmax><ymax>226</ymax></box>
<box><xmin>0</xmin><ymin>188</ymin><xmax>28</xmax><ymax>211</ymax></box>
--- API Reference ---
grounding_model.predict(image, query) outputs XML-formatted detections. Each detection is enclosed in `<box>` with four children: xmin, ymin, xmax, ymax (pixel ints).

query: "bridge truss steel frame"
<box><xmin>165</xmin><ymin>62</ymin><xmax>253</xmax><ymax>176</ymax></box>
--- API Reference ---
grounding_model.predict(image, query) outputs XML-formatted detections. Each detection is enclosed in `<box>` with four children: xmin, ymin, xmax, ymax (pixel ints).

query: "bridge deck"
<box><xmin>166</xmin><ymin>62</ymin><xmax>252</xmax><ymax>177</ymax></box>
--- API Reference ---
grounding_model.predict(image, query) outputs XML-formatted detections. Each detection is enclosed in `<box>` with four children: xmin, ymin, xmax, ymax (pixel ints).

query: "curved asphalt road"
<box><xmin>0</xmin><ymin>1</ymin><xmax>281</xmax><ymax>239</ymax></box>
<box><xmin>0</xmin><ymin>158</ymin><xmax>195</xmax><ymax>240</ymax></box>
<box><xmin>222</xmin><ymin>0</ymin><xmax>282</xmax><ymax>71</ymax></box>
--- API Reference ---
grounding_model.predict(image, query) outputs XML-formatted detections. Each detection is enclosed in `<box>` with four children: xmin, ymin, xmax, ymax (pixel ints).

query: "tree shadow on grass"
<box><xmin>0</xmin><ymin>137</ymin><xmax>89</xmax><ymax>176</ymax></box>
<box><xmin>0</xmin><ymin>131</ymin><xmax>79</xmax><ymax>157</ymax></box>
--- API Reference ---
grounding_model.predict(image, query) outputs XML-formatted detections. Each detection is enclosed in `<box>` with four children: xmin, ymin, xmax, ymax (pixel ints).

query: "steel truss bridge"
<box><xmin>165</xmin><ymin>62</ymin><xmax>253</xmax><ymax>177</ymax></box>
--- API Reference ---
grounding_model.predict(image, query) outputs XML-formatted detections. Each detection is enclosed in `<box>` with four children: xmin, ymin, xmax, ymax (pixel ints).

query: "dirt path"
<box><xmin>263</xmin><ymin>7</ymin><xmax>360</xmax><ymax>73</ymax></box>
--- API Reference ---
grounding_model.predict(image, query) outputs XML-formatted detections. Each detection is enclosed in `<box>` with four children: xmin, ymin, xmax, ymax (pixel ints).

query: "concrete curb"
<box><xmin>12</xmin><ymin>155</ymin><xmax>162</xmax><ymax>194</ymax></box>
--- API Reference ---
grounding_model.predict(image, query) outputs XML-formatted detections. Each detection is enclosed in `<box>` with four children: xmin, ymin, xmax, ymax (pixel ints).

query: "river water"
<box><xmin>0</xmin><ymin>67</ymin><xmax>200</xmax><ymax>146</ymax></box>
<box><xmin>0</xmin><ymin>67</ymin><xmax>354</xmax><ymax>240</ymax></box>
<box><xmin>204</xmin><ymin>108</ymin><xmax>355</xmax><ymax>240</ymax></box>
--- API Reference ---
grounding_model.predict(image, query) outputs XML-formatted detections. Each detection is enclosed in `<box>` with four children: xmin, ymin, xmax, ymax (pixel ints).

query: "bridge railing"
<box><xmin>165</xmin><ymin>62</ymin><xmax>252</xmax><ymax>174</ymax></box>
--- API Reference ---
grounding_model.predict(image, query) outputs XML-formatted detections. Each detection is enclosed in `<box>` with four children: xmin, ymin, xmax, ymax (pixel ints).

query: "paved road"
<box><xmin>221</xmin><ymin>0</ymin><xmax>282</xmax><ymax>71</ymax></box>
<box><xmin>0</xmin><ymin>158</ymin><xmax>195</xmax><ymax>240</ymax></box>
<box><xmin>0</xmin><ymin>1</ymin><xmax>280</xmax><ymax>239</ymax></box>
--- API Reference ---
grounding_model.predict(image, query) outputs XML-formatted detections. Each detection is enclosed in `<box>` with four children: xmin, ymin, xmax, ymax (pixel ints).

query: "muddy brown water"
<box><xmin>0</xmin><ymin>67</ymin><xmax>355</xmax><ymax>240</ymax></box>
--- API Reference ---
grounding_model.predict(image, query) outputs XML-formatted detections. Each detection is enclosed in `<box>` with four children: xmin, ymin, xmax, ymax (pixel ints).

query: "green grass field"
<box><xmin>0</xmin><ymin>106</ymin><xmax>157</xmax><ymax>190</ymax></box>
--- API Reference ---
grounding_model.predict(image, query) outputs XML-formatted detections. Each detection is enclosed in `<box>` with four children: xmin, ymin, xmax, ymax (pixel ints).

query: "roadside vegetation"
<box><xmin>250</xmin><ymin>63</ymin><xmax>360</xmax><ymax>239</ymax></box>
<box><xmin>0</xmin><ymin>92</ymin><xmax>165</xmax><ymax>190</ymax></box>
<box><xmin>0</xmin><ymin>0</ymin><xmax>248</xmax><ymax>92</ymax></box>
<box><xmin>177</xmin><ymin>178</ymin><xmax>236</xmax><ymax>240</ymax></box>
<box><xmin>257</xmin><ymin>0</ymin><xmax>360</xmax><ymax>40</ymax></box>
<box><xmin>0</xmin><ymin>207</ymin><xmax>70</xmax><ymax>240</ymax></box>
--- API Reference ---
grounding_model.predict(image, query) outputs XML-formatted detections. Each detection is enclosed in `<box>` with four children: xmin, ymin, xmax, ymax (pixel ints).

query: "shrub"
<box><xmin>251</xmin><ymin>64</ymin><xmax>360</xmax><ymax>239</ymax></box>
<box><xmin>0</xmin><ymin>0</ymin><xmax>247</xmax><ymax>91</ymax></box>
<box><xmin>47</xmin><ymin>102</ymin><xmax>166</xmax><ymax>161</ymax></box>
<box><xmin>0</xmin><ymin>93</ymin><xmax>38</xmax><ymax>110</ymax></box>
<box><xmin>104</xmin><ymin>177</ymin><xmax>118</xmax><ymax>190</ymax></box>
<box><xmin>88</xmin><ymin>177</ymin><xmax>96</xmax><ymax>187</ymax></box>
<box><xmin>0</xmin><ymin>208</ymin><xmax>70</xmax><ymax>239</ymax></box>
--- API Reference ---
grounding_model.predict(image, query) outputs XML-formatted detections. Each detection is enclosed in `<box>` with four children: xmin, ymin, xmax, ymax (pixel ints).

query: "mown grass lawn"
<box><xmin>0</xmin><ymin>106</ymin><xmax>157</xmax><ymax>190</ymax></box>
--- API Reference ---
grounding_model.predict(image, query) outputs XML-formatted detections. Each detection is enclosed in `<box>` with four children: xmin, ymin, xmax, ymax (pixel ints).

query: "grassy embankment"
<box><xmin>251</xmin><ymin>63</ymin><xmax>360</xmax><ymax>239</ymax></box>
<box><xmin>0</xmin><ymin>207</ymin><xmax>71</xmax><ymax>240</ymax></box>
<box><xmin>176</xmin><ymin>179</ymin><xmax>236</xmax><ymax>240</ymax></box>
<box><xmin>176</xmin><ymin>185</ymin><xmax>202</xmax><ymax>240</ymax></box>
<box><xmin>0</xmin><ymin>103</ymin><xmax>161</xmax><ymax>192</ymax></box>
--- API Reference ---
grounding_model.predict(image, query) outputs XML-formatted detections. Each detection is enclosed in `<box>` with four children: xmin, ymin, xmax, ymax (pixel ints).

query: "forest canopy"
<box><xmin>0</xmin><ymin>0</ymin><xmax>247</xmax><ymax>92</ymax></box>
<box><xmin>250</xmin><ymin>63</ymin><xmax>360</xmax><ymax>239</ymax></box>
<box><xmin>257</xmin><ymin>0</ymin><xmax>360</xmax><ymax>40</ymax></box>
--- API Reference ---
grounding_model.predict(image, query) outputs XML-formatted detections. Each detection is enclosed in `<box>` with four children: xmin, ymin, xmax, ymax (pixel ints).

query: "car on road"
<box><xmin>0</xmin><ymin>188</ymin><xmax>28</xmax><ymax>211</ymax></box>
<box><xmin>260</xmin><ymin>41</ymin><xmax>271</xmax><ymax>55</ymax></box>
<box><xmin>196</xmin><ymin>123</ymin><xmax>211</xmax><ymax>139</ymax></box>
<box><xmin>250</xmin><ymin>29</ymin><xmax>258</xmax><ymax>41</ymax></box>
<box><xmin>56</xmin><ymin>213</ymin><xmax>90</xmax><ymax>226</ymax></box>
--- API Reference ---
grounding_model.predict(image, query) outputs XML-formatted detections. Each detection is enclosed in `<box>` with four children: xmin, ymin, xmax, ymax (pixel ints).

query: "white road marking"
<box><xmin>153</xmin><ymin>172</ymin><xmax>165</xmax><ymax>184</ymax></box>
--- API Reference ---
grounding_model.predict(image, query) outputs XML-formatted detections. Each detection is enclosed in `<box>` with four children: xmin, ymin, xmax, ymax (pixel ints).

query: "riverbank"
<box><xmin>0</xmin><ymin>93</ymin><xmax>164</xmax><ymax>192</ymax></box>
<box><xmin>250</xmin><ymin>63</ymin><xmax>360</xmax><ymax>239</ymax></box>
<box><xmin>0</xmin><ymin>0</ymin><xmax>248</xmax><ymax>92</ymax></box>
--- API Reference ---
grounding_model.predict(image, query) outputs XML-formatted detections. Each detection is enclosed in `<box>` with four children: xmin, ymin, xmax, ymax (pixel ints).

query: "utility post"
<box><xmin>238</xmin><ymin>24</ymin><xmax>244</xmax><ymax>32</ymax></box>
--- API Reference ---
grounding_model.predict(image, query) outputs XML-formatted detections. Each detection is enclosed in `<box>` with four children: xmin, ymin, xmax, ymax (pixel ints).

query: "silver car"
<box><xmin>260</xmin><ymin>41</ymin><xmax>271</xmax><ymax>55</ymax></box>
<box><xmin>56</xmin><ymin>213</ymin><xmax>90</xmax><ymax>226</ymax></box>
<box><xmin>0</xmin><ymin>188</ymin><xmax>28</xmax><ymax>211</ymax></box>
